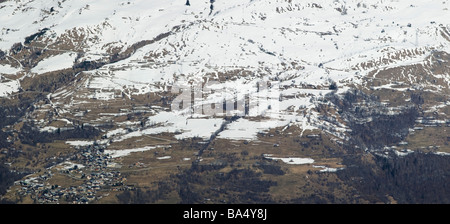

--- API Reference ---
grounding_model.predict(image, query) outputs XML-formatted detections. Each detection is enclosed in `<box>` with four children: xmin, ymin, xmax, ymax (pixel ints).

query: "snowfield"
<box><xmin>30</xmin><ymin>52</ymin><xmax>77</xmax><ymax>74</ymax></box>
<box><xmin>0</xmin><ymin>79</ymin><xmax>20</xmax><ymax>97</ymax></box>
<box><xmin>1</xmin><ymin>0</ymin><xmax>449</xmax><ymax>142</ymax></box>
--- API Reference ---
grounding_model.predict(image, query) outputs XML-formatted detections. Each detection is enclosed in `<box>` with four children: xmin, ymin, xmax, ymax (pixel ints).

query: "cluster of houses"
<box><xmin>15</xmin><ymin>144</ymin><xmax>131</xmax><ymax>204</ymax></box>
<box><xmin>16</xmin><ymin>173</ymin><xmax>108</xmax><ymax>204</ymax></box>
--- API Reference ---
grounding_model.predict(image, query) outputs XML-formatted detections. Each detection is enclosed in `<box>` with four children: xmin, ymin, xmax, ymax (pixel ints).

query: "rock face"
<box><xmin>0</xmin><ymin>0</ymin><xmax>449</xmax><ymax>204</ymax></box>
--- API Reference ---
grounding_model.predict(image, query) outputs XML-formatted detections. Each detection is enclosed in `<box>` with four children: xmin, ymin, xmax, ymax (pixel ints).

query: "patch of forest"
<box><xmin>337</xmin><ymin>152</ymin><xmax>450</xmax><ymax>203</ymax></box>
<box><xmin>116</xmin><ymin>180</ymin><xmax>176</xmax><ymax>204</ymax></box>
<box><xmin>323</xmin><ymin>88</ymin><xmax>450</xmax><ymax>203</ymax></box>
<box><xmin>18</xmin><ymin>122</ymin><xmax>101</xmax><ymax>146</ymax></box>
<box><xmin>24</xmin><ymin>28</ymin><xmax>49</xmax><ymax>44</ymax></box>
<box><xmin>326</xmin><ymin>89</ymin><xmax>419</xmax><ymax>150</ymax></box>
<box><xmin>0</xmin><ymin>96</ymin><xmax>42</xmax><ymax>202</ymax></box>
<box><xmin>0</xmin><ymin>164</ymin><xmax>27</xmax><ymax>203</ymax></box>
<box><xmin>115</xmin><ymin>163</ymin><xmax>278</xmax><ymax>204</ymax></box>
<box><xmin>176</xmin><ymin>166</ymin><xmax>277</xmax><ymax>204</ymax></box>
<box><xmin>0</xmin><ymin>130</ymin><xmax>11</xmax><ymax>149</ymax></box>
<box><xmin>0</xmin><ymin>95</ymin><xmax>40</xmax><ymax>129</ymax></box>
<box><xmin>0</xmin><ymin>94</ymin><xmax>44</xmax><ymax>152</ymax></box>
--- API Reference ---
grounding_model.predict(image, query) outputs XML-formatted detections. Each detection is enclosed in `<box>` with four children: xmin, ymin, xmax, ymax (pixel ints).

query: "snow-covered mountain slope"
<box><xmin>0</xmin><ymin>0</ymin><xmax>449</xmax><ymax>143</ymax></box>
<box><xmin>1</xmin><ymin>0</ymin><xmax>450</xmax><ymax>205</ymax></box>
<box><xmin>2</xmin><ymin>0</ymin><xmax>449</xmax><ymax>75</ymax></box>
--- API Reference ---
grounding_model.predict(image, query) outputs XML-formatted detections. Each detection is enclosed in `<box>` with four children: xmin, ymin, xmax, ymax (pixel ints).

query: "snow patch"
<box><xmin>105</xmin><ymin>145</ymin><xmax>163</xmax><ymax>158</ymax></box>
<box><xmin>0</xmin><ymin>64</ymin><xmax>20</xmax><ymax>75</ymax></box>
<box><xmin>435</xmin><ymin>151</ymin><xmax>450</xmax><ymax>156</ymax></box>
<box><xmin>217</xmin><ymin>118</ymin><xmax>286</xmax><ymax>141</ymax></box>
<box><xmin>0</xmin><ymin>80</ymin><xmax>20</xmax><ymax>97</ymax></box>
<box><xmin>66</xmin><ymin>140</ymin><xmax>94</xmax><ymax>147</ymax></box>
<box><xmin>57</xmin><ymin>161</ymin><xmax>85</xmax><ymax>170</ymax></box>
<box><xmin>265</xmin><ymin>155</ymin><xmax>315</xmax><ymax>165</ymax></box>
<box><xmin>31</xmin><ymin>53</ymin><xmax>77</xmax><ymax>74</ymax></box>
<box><xmin>313</xmin><ymin>165</ymin><xmax>344</xmax><ymax>172</ymax></box>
